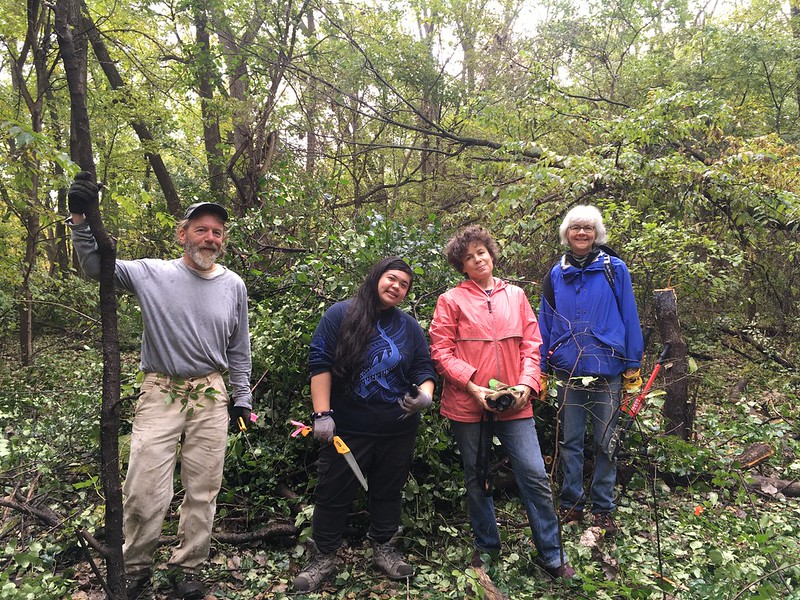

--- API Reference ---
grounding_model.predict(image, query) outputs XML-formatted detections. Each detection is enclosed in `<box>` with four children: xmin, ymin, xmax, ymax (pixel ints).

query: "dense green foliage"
<box><xmin>2</xmin><ymin>0</ymin><xmax>800</xmax><ymax>596</ymax></box>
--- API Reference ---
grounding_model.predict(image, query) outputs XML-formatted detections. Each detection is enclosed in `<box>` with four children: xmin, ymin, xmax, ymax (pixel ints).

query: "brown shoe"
<box><xmin>592</xmin><ymin>512</ymin><xmax>618</xmax><ymax>536</ymax></box>
<box><xmin>470</xmin><ymin>549</ymin><xmax>484</xmax><ymax>569</ymax></box>
<box><xmin>558</xmin><ymin>506</ymin><xmax>584</xmax><ymax>524</ymax></box>
<box><xmin>543</xmin><ymin>562</ymin><xmax>577</xmax><ymax>579</ymax></box>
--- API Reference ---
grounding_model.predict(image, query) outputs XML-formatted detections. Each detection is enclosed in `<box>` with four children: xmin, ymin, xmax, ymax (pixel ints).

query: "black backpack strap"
<box><xmin>546</xmin><ymin>249</ymin><xmax>619</xmax><ymax>313</ymax></box>
<box><xmin>603</xmin><ymin>252</ymin><xmax>616</xmax><ymax>295</ymax></box>
<box><xmin>542</xmin><ymin>264</ymin><xmax>556</xmax><ymax>311</ymax></box>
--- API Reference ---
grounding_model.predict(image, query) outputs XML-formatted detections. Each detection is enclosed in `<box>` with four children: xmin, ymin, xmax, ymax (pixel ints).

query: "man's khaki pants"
<box><xmin>123</xmin><ymin>372</ymin><xmax>229</xmax><ymax>575</ymax></box>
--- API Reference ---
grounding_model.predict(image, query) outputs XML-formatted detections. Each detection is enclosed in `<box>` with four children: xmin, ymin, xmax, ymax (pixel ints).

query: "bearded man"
<box><xmin>67</xmin><ymin>172</ymin><xmax>252</xmax><ymax>600</ymax></box>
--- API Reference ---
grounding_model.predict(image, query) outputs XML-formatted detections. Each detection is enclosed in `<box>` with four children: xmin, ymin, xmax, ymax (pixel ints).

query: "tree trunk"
<box><xmin>653</xmin><ymin>288</ymin><xmax>693</xmax><ymax>440</ymax></box>
<box><xmin>303</xmin><ymin>9</ymin><xmax>318</xmax><ymax>174</ymax></box>
<box><xmin>19</xmin><ymin>208</ymin><xmax>38</xmax><ymax>365</ymax></box>
<box><xmin>11</xmin><ymin>0</ymin><xmax>52</xmax><ymax>364</ymax></box>
<box><xmin>75</xmin><ymin>0</ymin><xmax>182</xmax><ymax>217</ymax></box>
<box><xmin>193</xmin><ymin>0</ymin><xmax>226</xmax><ymax>200</ymax></box>
<box><xmin>790</xmin><ymin>0</ymin><xmax>800</xmax><ymax>119</ymax></box>
<box><xmin>54</xmin><ymin>1</ymin><xmax>125</xmax><ymax>597</ymax></box>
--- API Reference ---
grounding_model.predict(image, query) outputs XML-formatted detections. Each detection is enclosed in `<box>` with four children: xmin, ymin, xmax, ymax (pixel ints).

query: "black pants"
<box><xmin>312</xmin><ymin>430</ymin><xmax>417</xmax><ymax>554</ymax></box>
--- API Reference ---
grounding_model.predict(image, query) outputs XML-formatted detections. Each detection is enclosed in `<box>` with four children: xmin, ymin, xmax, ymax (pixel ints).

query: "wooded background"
<box><xmin>1</xmin><ymin>0</ymin><xmax>799</xmax><ymax>597</ymax></box>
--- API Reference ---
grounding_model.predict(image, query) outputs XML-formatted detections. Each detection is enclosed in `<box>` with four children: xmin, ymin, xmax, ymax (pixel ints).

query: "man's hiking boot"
<box><xmin>558</xmin><ymin>505</ymin><xmax>584</xmax><ymax>524</ymax></box>
<box><xmin>592</xmin><ymin>512</ymin><xmax>618</xmax><ymax>536</ymax></box>
<box><xmin>167</xmin><ymin>566</ymin><xmax>205</xmax><ymax>600</ymax></box>
<box><xmin>126</xmin><ymin>571</ymin><xmax>154</xmax><ymax>600</ymax></box>
<box><xmin>370</xmin><ymin>538</ymin><xmax>414</xmax><ymax>579</ymax></box>
<box><xmin>293</xmin><ymin>548</ymin><xmax>339</xmax><ymax>592</ymax></box>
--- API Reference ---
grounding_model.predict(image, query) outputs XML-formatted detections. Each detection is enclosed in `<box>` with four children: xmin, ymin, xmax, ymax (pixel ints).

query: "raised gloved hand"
<box><xmin>230</xmin><ymin>405</ymin><xmax>252</xmax><ymax>432</ymax></box>
<box><xmin>538</xmin><ymin>374</ymin><xmax>549</xmax><ymax>402</ymax></box>
<box><xmin>399</xmin><ymin>385</ymin><xmax>433</xmax><ymax>418</ymax></box>
<box><xmin>68</xmin><ymin>171</ymin><xmax>99</xmax><ymax>215</ymax></box>
<box><xmin>622</xmin><ymin>369</ymin><xmax>642</xmax><ymax>393</ymax></box>
<box><xmin>313</xmin><ymin>415</ymin><xmax>335</xmax><ymax>444</ymax></box>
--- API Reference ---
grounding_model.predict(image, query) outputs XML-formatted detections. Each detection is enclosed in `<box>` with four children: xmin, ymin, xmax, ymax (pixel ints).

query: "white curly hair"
<box><xmin>559</xmin><ymin>204</ymin><xmax>608</xmax><ymax>246</ymax></box>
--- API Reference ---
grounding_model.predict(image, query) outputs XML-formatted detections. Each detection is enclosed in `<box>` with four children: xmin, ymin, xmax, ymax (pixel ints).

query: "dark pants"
<box><xmin>312</xmin><ymin>430</ymin><xmax>417</xmax><ymax>554</ymax></box>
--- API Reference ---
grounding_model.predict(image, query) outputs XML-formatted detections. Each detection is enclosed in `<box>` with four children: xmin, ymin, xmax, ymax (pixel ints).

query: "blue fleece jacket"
<box><xmin>539</xmin><ymin>251</ymin><xmax>643</xmax><ymax>377</ymax></box>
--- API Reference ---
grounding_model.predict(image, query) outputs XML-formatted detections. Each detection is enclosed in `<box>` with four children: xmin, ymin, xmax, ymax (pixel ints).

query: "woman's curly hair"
<box><xmin>444</xmin><ymin>225</ymin><xmax>500</xmax><ymax>277</ymax></box>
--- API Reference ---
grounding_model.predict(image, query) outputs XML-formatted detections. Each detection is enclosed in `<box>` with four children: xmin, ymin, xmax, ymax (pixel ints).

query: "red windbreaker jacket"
<box><xmin>429</xmin><ymin>277</ymin><xmax>542</xmax><ymax>423</ymax></box>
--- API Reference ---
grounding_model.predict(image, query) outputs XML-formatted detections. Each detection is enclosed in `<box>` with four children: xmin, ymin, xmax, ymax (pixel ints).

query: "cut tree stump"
<box><xmin>653</xmin><ymin>288</ymin><xmax>693</xmax><ymax>440</ymax></box>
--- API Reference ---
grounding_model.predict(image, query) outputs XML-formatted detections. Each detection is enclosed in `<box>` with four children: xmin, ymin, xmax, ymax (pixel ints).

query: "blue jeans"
<box><xmin>450</xmin><ymin>418</ymin><xmax>566</xmax><ymax>569</ymax></box>
<box><xmin>557</xmin><ymin>375</ymin><xmax>621</xmax><ymax>514</ymax></box>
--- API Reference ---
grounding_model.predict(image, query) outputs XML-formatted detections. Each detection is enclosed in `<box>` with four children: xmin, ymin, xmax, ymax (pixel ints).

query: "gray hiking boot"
<box><xmin>126</xmin><ymin>571</ymin><xmax>154</xmax><ymax>600</ymax></box>
<box><xmin>370</xmin><ymin>538</ymin><xmax>414</xmax><ymax>579</ymax></box>
<box><xmin>167</xmin><ymin>566</ymin><xmax>206</xmax><ymax>599</ymax></box>
<box><xmin>293</xmin><ymin>548</ymin><xmax>339</xmax><ymax>592</ymax></box>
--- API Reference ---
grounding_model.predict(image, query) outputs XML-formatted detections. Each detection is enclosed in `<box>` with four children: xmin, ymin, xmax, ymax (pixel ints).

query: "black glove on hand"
<box><xmin>313</xmin><ymin>415</ymin><xmax>335</xmax><ymax>445</ymax></box>
<box><xmin>399</xmin><ymin>387</ymin><xmax>433</xmax><ymax>418</ymax></box>
<box><xmin>230</xmin><ymin>405</ymin><xmax>251</xmax><ymax>432</ymax></box>
<box><xmin>68</xmin><ymin>171</ymin><xmax>99</xmax><ymax>215</ymax></box>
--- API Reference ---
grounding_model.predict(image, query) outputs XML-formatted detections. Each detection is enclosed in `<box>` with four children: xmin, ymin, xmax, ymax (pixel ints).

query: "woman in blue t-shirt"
<box><xmin>293</xmin><ymin>257</ymin><xmax>437</xmax><ymax>593</ymax></box>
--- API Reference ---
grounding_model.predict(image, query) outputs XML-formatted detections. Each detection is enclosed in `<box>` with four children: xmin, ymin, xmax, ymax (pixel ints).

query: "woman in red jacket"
<box><xmin>429</xmin><ymin>225</ymin><xmax>574</xmax><ymax>579</ymax></box>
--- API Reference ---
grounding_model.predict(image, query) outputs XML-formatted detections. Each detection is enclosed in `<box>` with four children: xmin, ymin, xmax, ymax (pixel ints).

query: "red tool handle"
<box><xmin>622</xmin><ymin>344</ymin><xmax>671</xmax><ymax>418</ymax></box>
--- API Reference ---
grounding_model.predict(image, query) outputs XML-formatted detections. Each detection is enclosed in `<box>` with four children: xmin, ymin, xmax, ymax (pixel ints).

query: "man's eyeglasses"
<box><xmin>569</xmin><ymin>225</ymin><xmax>595</xmax><ymax>233</ymax></box>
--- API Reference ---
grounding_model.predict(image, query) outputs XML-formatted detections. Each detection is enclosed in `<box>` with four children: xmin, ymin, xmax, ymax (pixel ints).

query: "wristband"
<box><xmin>310</xmin><ymin>410</ymin><xmax>334</xmax><ymax>420</ymax></box>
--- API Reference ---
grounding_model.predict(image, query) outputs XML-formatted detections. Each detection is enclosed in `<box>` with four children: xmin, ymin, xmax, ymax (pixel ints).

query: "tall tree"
<box><xmin>192</xmin><ymin>0</ymin><xmax>225</xmax><ymax>200</ymax></box>
<box><xmin>5</xmin><ymin>0</ymin><xmax>54</xmax><ymax>364</ymax></box>
<box><xmin>55</xmin><ymin>1</ymin><xmax>125</xmax><ymax>597</ymax></box>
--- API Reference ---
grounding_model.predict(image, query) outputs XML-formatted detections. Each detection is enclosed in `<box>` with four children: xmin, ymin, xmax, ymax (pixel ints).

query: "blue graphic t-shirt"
<box><xmin>309</xmin><ymin>300</ymin><xmax>437</xmax><ymax>436</ymax></box>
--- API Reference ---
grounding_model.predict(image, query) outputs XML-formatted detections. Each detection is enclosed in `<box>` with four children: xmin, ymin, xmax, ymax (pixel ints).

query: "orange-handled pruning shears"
<box><xmin>237</xmin><ymin>411</ymin><xmax>259</xmax><ymax>432</ymax></box>
<box><xmin>290</xmin><ymin>420</ymin><xmax>369</xmax><ymax>491</ymax></box>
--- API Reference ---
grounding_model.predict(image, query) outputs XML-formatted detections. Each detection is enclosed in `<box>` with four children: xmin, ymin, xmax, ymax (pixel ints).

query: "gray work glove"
<box><xmin>398</xmin><ymin>385</ymin><xmax>432</xmax><ymax>419</ymax></box>
<box><xmin>313</xmin><ymin>415</ymin><xmax>335</xmax><ymax>444</ymax></box>
<box><xmin>68</xmin><ymin>171</ymin><xmax>99</xmax><ymax>215</ymax></box>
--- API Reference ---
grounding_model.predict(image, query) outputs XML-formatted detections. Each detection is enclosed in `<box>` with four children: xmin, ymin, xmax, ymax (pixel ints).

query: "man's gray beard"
<box><xmin>187</xmin><ymin>242</ymin><xmax>221</xmax><ymax>270</ymax></box>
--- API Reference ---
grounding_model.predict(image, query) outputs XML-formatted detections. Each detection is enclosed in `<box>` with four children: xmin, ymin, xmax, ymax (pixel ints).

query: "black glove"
<box><xmin>313</xmin><ymin>415</ymin><xmax>335</xmax><ymax>445</ymax></box>
<box><xmin>230</xmin><ymin>405</ymin><xmax>251</xmax><ymax>432</ymax></box>
<box><xmin>68</xmin><ymin>171</ymin><xmax>98</xmax><ymax>215</ymax></box>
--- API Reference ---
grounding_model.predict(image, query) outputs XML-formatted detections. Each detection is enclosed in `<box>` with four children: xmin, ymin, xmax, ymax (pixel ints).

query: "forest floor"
<box><xmin>1</xmin><ymin>335</ymin><xmax>799</xmax><ymax>599</ymax></box>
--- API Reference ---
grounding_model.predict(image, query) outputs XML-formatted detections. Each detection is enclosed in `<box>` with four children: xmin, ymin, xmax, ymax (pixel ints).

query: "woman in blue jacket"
<box><xmin>538</xmin><ymin>205</ymin><xmax>643</xmax><ymax>535</ymax></box>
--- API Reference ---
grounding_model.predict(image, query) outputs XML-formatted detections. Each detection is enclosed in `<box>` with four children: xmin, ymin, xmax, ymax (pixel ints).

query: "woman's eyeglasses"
<box><xmin>569</xmin><ymin>225</ymin><xmax>595</xmax><ymax>233</ymax></box>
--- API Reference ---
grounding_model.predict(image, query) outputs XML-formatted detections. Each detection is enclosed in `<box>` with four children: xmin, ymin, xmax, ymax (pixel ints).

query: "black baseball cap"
<box><xmin>183</xmin><ymin>202</ymin><xmax>229</xmax><ymax>222</ymax></box>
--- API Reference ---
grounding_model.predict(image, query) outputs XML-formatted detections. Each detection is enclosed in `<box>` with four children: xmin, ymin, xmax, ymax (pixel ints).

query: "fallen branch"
<box><xmin>745</xmin><ymin>475</ymin><xmax>800</xmax><ymax>498</ymax></box>
<box><xmin>718</xmin><ymin>326</ymin><xmax>796</xmax><ymax>370</ymax></box>
<box><xmin>471</xmin><ymin>566</ymin><xmax>508</xmax><ymax>600</ymax></box>
<box><xmin>214</xmin><ymin>523</ymin><xmax>297</xmax><ymax>544</ymax></box>
<box><xmin>0</xmin><ymin>492</ymin><xmax>106</xmax><ymax>555</ymax></box>
<box><xmin>735</xmin><ymin>443</ymin><xmax>774</xmax><ymax>470</ymax></box>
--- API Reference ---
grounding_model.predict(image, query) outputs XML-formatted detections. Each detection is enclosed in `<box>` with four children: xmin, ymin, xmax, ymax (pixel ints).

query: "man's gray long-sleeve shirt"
<box><xmin>70</xmin><ymin>220</ymin><xmax>253</xmax><ymax>408</ymax></box>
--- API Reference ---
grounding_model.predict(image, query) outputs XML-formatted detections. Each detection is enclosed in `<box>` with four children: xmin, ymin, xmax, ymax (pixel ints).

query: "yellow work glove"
<box><xmin>538</xmin><ymin>374</ymin><xmax>549</xmax><ymax>402</ymax></box>
<box><xmin>622</xmin><ymin>369</ymin><xmax>642</xmax><ymax>393</ymax></box>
